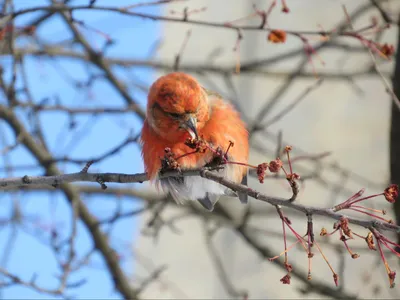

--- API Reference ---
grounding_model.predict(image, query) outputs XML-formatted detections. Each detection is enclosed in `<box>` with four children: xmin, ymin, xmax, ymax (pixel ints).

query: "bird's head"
<box><xmin>147</xmin><ymin>72</ymin><xmax>210</xmax><ymax>141</ymax></box>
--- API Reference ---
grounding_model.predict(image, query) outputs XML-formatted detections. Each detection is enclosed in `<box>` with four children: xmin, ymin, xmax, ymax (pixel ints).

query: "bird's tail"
<box><xmin>197</xmin><ymin>193</ymin><xmax>220</xmax><ymax>211</ymax></box>
<box><xmin>238</xmin><ymin>170</ymin><xmax>248</xmax><ymax>204</ymax></box>
<box><xmin>160</xmin><ymin>173</ymin><xmax>246</xmax><ymax>212</ymax></box>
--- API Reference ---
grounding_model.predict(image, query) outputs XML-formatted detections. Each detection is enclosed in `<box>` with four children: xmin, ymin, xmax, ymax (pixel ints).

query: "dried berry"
<box><xmin>340</xmin><ymin>217</ymin><xmax>353</xmax><ymax>239</ymax></box>
<box><xmin>280</xmin><ymin>274</ymin><xmax>291</xmax><ymax>284</ymax></box>
<box><xmin>268</xmin><ymin>30</ymin><xmax>287</xmax><ymax>43</ymax></box>
<box><xmin>379</xmin><ymin>43</ymin><xmax>395</xmax><ymax>58</ymax></box>
<box><xmin>320</xmin><ymin>228</ymin><xmax>327</xmax><ymax>236</ymax></box>
<box><xmin>184</xmin><ymin>137</ymin><xmax>208</xmax><ymax>153</ymax></box>
<box><xmin>269</xmin><ymin>158</ymin><xmax>283</xmax><ymax>173</ymax></box>
<box><xmin>365</xmin><ymin>232</ymin><xmax>376</xmax><ymax>250</ymax></box>
<box><xmin>257</xmin><ymin>163</ymin><xmax>268</xmax><ymax>183</ymax></box>
<box><xmin>161</xmin><ymin>147</ymin><xmax>180</xmax><ymax>171</ymax></box>
<box><xmin>384</xmin><ymin>184</ymin><xmax>399</xmax><ymax>203</ymax></box>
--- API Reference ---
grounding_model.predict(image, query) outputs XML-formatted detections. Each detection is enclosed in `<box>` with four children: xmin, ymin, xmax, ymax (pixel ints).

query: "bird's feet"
<box><xmin>204</xmin><ymin>149</ymin><xmax>225</xmax><ymax>172</ymax></box>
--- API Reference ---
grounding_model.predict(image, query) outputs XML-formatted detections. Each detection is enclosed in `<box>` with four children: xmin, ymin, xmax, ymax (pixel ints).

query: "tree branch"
<box><xmin>0</xmin><ymin>163</ymin><xmax>397</xmax><ymax>233</ymax></box>
<box><xmin>0</xmin><ymin>104</ymin><xmax>139</xmax><ymax>299</ymax></box>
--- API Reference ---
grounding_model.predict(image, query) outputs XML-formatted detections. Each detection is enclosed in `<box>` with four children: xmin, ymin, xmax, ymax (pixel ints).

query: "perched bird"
<box><xmin>141</xmin><ymin>72</ymin><xmax>249</xmax><ymax>211</ymax></box>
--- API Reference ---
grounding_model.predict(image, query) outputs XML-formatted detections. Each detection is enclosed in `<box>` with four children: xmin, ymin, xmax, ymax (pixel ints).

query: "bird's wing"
<box><xmin>202</xmin><ymin>87</ymin><xmax>250</xmax><ymax>204</ymax></box>
<box><xmin>222</xmin><ymin>171</ymin><xmax>248</xmax><ymax>204</ymax></box>
<box><xmin>201</xmin><ymin>86</ymin><xmax>222</xmax><ymax>99</ymax></box>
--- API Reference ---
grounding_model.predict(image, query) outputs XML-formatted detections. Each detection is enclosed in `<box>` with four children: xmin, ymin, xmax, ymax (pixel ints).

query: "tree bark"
<box><xmin>390</xmin><ymin>19</ymin><xmax>400</xmax><ymax>245</ymax></box>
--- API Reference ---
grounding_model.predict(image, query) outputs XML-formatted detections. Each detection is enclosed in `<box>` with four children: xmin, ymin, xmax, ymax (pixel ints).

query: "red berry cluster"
<box><xmin>161</xmin><ymin>147</ymin><xmax>180</xmax><ymax>171</ymax></box>
<box><xmin>184</xmin><ymin>137</ymin><xmax>208</xmax><ymax>153</ymax></box>
<box><xmin>384</xmin><ymin>184</ymin><xmax>399</xmax><ymax>203</ymax></box>
<box><xmin>256</xmin><ymin>158</ymin><xmax>283</xmax><ymax>183</ymax></box>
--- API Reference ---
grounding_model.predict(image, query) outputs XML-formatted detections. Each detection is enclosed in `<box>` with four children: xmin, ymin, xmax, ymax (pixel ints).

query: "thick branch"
<box><xmin>1</xmin><ymin>165</ymin><xmax>398</xmax><ymax>233</ymax></box>
<box><xmin>391</xmin><ymin>14</ymin><xmax>400</xmax><ymax>244</ymax></box>
<box><xmin>0</xmin><ymin>104</ymin><xmax>138</xmax><ymax>299</ymax></box>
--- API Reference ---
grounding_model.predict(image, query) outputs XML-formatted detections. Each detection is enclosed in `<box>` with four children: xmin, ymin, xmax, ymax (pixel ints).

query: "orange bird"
<box><xmin>141</xmin><ymin>72</ymin><xmax>249</xmax><ymax>211</ymax></box>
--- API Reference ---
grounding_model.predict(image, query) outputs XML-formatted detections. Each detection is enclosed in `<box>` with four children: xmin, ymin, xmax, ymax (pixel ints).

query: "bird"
<box><xmin>141</xmin><ymin>72</ymin><xmax>249</xmax><ymax>211</ymax></box>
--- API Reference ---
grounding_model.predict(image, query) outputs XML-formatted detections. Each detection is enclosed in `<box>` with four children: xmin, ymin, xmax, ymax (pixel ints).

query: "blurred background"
<box><xmin>0</xmin><ymin>0</ymin><xmax>399</xmax><ymax>299</ymax></box>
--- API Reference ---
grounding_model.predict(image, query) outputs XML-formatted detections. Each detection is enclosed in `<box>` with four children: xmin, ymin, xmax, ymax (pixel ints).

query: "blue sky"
<box><xmin>0</xmin><ymin>0</ymin><xmax>159</xmax><ymax>298</ymax></box>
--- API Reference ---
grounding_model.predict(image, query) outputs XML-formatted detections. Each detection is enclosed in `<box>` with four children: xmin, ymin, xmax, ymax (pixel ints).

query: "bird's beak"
<box><xmin>183</xmin><ymin>115</ymin><xmax>198</xmax><ymax>139</ymax></box>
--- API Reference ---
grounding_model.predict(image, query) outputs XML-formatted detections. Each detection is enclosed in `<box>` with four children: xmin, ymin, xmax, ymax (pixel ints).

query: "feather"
<box><xmin>238</xmin><ymin>170</ymin><xmax>248</xmax><ymax>204</ymax></box>
<box><xmin>224</xmin><ymin>189</ymin><xmax>238</xmax><ymax>197</ymax></box>
<box><xmin>197</xmin><ymin>193</ymin><xmax>219</xmax><ymax>211</ymax></box>
<box><xmin>142</xmin><ymin>73</ymin><xmax>249</xmax><ymax>210</ymax></box>
<box><xmin>160</xmin><ymin>164</ymin><xmax>242</xmax><ymax>211</ymax></box>
<box><xmin>160</xmin><ymin>176</ymin><xmax>189</xmax><ymax>204</ymax></box>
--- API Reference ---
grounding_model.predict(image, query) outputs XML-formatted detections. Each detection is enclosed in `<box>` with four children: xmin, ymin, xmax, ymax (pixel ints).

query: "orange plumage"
<box><xmin>141</xmin><ymin>72</ymin><xmax>249</xmax><ymax>211</ymax></box>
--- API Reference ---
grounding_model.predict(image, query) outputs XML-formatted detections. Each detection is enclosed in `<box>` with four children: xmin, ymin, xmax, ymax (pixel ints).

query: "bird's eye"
<box><xmin>167</xmin><ymin>112</ymin><xmax>182</xmax><ymax>119</ymax></box>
